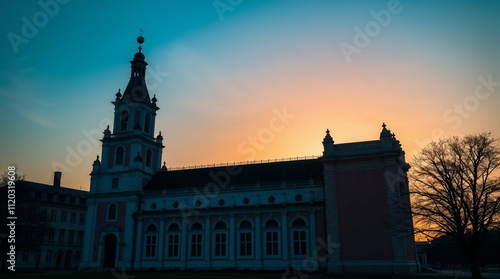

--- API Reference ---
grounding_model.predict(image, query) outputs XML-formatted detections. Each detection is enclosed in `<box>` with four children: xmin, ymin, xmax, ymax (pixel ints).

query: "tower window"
<box><xmin>144</xmin><ymin>113</ymin><xmax>151</xmax><ymax>133</ymax></box>
<box><xmin>116</xmin><ymin>147</ymin><xmax>124</xmax><ymax>165</ymax></box>
<box><xmin>112</xmin><ymin>178</ymin><xmax>119</xmax><ymax>189</ymax></box>
<box><xmin>146</xmin><ymin>149</ymin><xmax>152</xmax><ymax>167</ymax></box>
<box><xmin>121</xmin><ymin>110</ymin><xmax>129</xmax><ymax>131</ymax></box>
<box><xmin>107</xmin><ymin>204</ymin><xmax>117</xmax><ymax>221</ymax></box>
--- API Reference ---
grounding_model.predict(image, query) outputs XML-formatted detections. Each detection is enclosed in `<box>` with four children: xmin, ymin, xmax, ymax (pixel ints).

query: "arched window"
<box><xmin>190</xmin><ymin>222</ymin><xmax>203</xmax><ymax>258</ymax></box>
<box><xmin>120</xmin><ymin>110</ymin><xmax>128</xmax><ymax>131</ymax></box>
<box><xmin>292</xmin><ymin>218</ymin><xmax>306</xmax><ymax>227</ymax></box>
<box><xmin>213</xmin><ymin>221</ymin><xmax>227</xmax><ymax>257</ymax></box>
<box><xmin>144</xmin><ymin>113</ymin><xmax>151</xmax><ymax>134</ymax></box>
<box><xmin>146</xmin><ymin>224</ymin><xmax>157</xmax><ymax>232</ymax></box>
<box><xmin>145</xmin><ymin>224</ymin><xmax>157</xmax><ymax>258</ymax></box>
<box><xmin>292</xmin><ymin>218</ymin><xmax>308</xmax><ymax>256</ymax></box>
<box><xmin>265</xmin><ymin>219</ymin><xmax>279</xmax><ymax>227</ymax></box>
<box><xmin>167</xmin><ymin>223</ymin><xmax>180</xmax><ymax>258</ymax></box>
<box><xmin>107</xmin><ymin>204</ymin><xmax>117</xmax><ymax>221</ymax></box>
<box><xmin>191</xmin><ymin>222</ymin><xmax>203</xmax><ymax>230</ymax></box>
<box><xmin>265</xmin><ymin>219</ymin><xmax>279</xmax><ymax>256</ymax></box>
<box><xmin>168</xmin><ymin>223</ymin><xmax>180</xmax><ymax>231</ymax></box>
<box><xmin>239</xmin><ymin>221</ymin><xmax>253</xmax><ymax>257</ymax></box>
<box><xmin>239</xmin><ymin>220</ymin><xmax>252</xmax><ymax>229</ymax></box>
<box><xmin>214</xmin><ymin>221</ymin><xmax>227</xmax><ymax>230</ymax></box>
<box><xmin>115</xmin><ymin>147</ymin><xmax>124</xmax><ymax>165</ymax></box>
<box><xmin>146</xmin><ymin>149</ymin><xmax>152</xmax><ymax>167</ymax></box>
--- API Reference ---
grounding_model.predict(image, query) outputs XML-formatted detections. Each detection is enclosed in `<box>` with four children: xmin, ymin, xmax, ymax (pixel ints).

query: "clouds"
<box><xmin>17</xmin><ymin>108</ymin><xmax>55</xmax><ymax>128</ymax></box>
<box><xmin>0</xmin><ymin>70</ymin><xmax>57</xmax><ymax>128</ymax></box>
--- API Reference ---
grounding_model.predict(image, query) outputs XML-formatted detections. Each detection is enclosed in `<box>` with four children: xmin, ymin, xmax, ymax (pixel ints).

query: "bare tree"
<box><xmin>0</xmin><ymin>170</ymin><xmax>27</xmax><ymax>186</ymax></box>
<box><xmin>410</xmin><ymin>132</ymin><xmax>500</xmax><ymax>278</ymax></box>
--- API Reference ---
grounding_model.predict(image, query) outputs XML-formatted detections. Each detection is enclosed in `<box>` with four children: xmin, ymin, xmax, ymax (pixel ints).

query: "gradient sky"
<box><xmin>1</xmin><ymin>0</ymin><xmax>499</xmax><ymax>190</ymax></box>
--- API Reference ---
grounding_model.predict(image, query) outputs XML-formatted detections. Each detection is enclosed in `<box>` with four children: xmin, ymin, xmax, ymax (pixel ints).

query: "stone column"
<box><xmin>158</xmin><ymin>217</ymin><xmax>165</xmax><ymax>269</ymax></box>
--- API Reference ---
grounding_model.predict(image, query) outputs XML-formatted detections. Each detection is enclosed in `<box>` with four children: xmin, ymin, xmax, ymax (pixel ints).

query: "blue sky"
<box><xmin>1</xmin><ymin>0</ymin><xmax>499</xmax><ymax>189</ymax></box>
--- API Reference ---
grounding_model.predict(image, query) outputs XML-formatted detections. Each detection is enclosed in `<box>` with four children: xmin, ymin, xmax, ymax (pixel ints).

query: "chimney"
<box><xmin>53</xmin><ymin>171</ymin><xmax>62</xmax><ymax>188</ymax></box>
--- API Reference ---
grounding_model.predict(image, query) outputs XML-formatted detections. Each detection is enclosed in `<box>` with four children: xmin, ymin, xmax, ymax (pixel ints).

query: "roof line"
<box><xmin>168</xmin><ymin>155</ymin><xmax>322</xmax><ymax>171</ymax></box>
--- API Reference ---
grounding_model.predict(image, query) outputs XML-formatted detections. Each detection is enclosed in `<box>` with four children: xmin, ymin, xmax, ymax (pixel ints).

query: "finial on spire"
<box><xmin>137</xmin><ymin>29</ymin><xmax>145</xmax><ymax>53</ymax></box>
<box><xmin>323</xmin><ymin>128</ymin><xmax>334</xmax><ymax>143</ymax></box>
<box><xmin>93</xmin><ymin>155</ymin><xmax>101</xmax><ymax>166</ymax></box>
<box><xmin>380</xmin><ymin>122</ymin><xmax>392</xmax><ymax>139</ymax></box>
<box><xmin>115</xmin><ymin>89</ymin><xmax>122</xmax><ymax>100</ymax></box>
<box><xmin>322</xmin><ymin>128</ymin><xmax>334</xmax><ymax>157</ymax></box>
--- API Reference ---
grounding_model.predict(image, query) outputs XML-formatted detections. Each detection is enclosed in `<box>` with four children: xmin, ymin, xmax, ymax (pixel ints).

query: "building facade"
<box><xmin>0</xmin><ymin>172</ymin><xmax>87</xmax><ymax>271</ymax></box>
<box><xmin>80</xmin><ymin>37</ymin><xmax>417</xmax><ymax>274</ymax></box>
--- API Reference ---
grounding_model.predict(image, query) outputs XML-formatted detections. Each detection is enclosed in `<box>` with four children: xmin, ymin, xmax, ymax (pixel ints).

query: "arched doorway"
<box><xmin>102</xmin><ymin>233</ymin><xmax>117</xmax><ymax>268</ymax></box>
<box><xmin>64</xmin><ymin>250</ymin><xmax>72</xmax><ymax>268</ymax></box>
<box><xmin>55</xmin><ymin>250</ymin><xmax>63</xmax><ymax>268</ymax></box>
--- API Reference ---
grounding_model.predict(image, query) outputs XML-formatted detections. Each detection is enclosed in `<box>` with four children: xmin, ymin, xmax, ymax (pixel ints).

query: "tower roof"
<box><xmin>118</xmin><ymin>35</ymin><xmax>154</xmax><ymax>107</ymax></box>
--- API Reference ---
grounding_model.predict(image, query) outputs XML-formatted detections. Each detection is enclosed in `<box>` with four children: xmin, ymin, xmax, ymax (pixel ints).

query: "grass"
<box><xmin>322</xmin><ymin>275</ymin><xmax>468</xmax><ymax>279</ymax></box>
<box><xmin>0</xmin><ymin>271</ymin><xmax>471</xmax><ymax>279</ymax></box>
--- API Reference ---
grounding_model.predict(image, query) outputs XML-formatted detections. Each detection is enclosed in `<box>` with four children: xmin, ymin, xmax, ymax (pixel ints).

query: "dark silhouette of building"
<box><xmin>80</xmin><ymin>36</ymin><xmax>417</xmax><ymax>274</ymax></box>
<box><xmin>0</xmin><ymin>172</ymin><xmax>87</xmax><ymax>271</ymax></box>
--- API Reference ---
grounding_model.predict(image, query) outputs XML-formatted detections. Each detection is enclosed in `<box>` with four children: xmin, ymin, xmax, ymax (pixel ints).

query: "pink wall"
<box><xmin>335</xmin><ymin>168</ymin><xmax>393</xmax><ymax>261</ymax></box>
<box><xmin>92</xmin><ymin>201</ymin><xmax>129</xmax><ymax>261</ymax></box>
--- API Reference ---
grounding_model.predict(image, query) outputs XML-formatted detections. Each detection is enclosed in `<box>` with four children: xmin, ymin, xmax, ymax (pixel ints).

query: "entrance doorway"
<box><xmin>102</xmin><ymin>233</ymin><xmax>117</xmax><ymax>268</ymax></box>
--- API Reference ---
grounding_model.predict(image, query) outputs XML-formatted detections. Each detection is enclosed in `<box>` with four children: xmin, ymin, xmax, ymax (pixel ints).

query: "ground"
<box><xmin>0</xmin><ymin>271</ymin><xmax>477</xmax><ymax>279</ymax></box>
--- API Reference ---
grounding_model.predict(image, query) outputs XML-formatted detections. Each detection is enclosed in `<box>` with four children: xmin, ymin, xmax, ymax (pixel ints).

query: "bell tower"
<box><xmin>89</xmin><ymin>35</ymin><xmax>164</xmax><ymax>194</ymax></box>
<box><xmin>81</xmin><ymin>35</ymin><xmax>164</xmax><ymax>270</ymax></box>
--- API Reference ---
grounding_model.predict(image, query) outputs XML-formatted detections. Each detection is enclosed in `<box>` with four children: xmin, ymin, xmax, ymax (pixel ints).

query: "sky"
<box><xmin>0</xmin><ymin>0</ymin><xmax>499</xmax><ymax>191</ymax></box>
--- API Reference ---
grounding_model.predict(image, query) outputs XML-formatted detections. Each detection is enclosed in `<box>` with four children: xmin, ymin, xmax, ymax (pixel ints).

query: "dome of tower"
<box><xmin>134</xmin><ymin>52</ymin><xmax>145</xmax><ymax>60</ymax></box>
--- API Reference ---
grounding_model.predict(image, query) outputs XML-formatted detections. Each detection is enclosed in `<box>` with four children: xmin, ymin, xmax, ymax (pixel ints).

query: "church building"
<box><xmin>80</xmin><ymin>36</ymin><xmax>418</xmax><ymax>274</ymax></box>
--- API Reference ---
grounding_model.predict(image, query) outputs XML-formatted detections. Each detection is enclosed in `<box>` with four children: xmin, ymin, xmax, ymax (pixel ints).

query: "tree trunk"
<box><xmin>469</xmin><ymin>253</ymin><xmax>482</xmax><ymax>278</ymax></box>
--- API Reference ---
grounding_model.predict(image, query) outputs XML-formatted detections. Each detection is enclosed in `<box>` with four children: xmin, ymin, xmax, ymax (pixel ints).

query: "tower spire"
<box><xmin>116</xmin><ymin>34</ymin><xmax>153</xmax><ymax>105</ymax></box>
